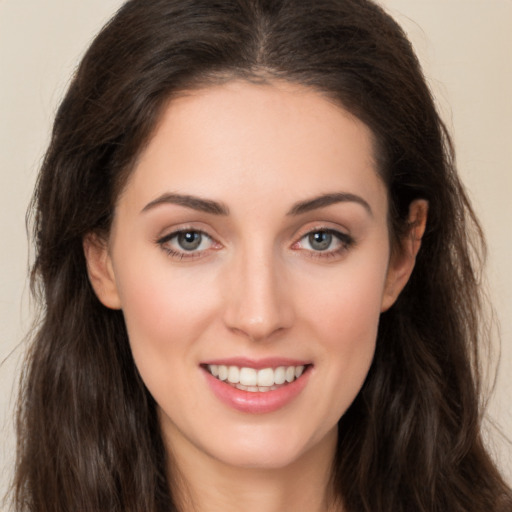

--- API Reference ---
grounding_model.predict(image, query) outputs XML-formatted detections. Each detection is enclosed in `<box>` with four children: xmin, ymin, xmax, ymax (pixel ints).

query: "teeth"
<box><xmin>218</xmin><ymin>365</ymin><xmax>228</xmax><ymax>381</ymax></box>
<box><xmin>227</xmin><ymin>366</ymin><xmax>239</xmax><ymax>383</ymax></box>
<box><xmin>274</xmin><ymin>366</ymin><xmax>286</xmax><ymax>385</ymax></box>
<box><xmin>207</xmin><ymin>364</ymin><xmax>306</xmax><ymax>390</ymax></box>
<box><xmin>239</xmin><ymin>367</ymin><xmax>257</xmax><ymax>386</ymax></box>
<box><xmin>257</xmin><ymin>368</ymin><xmax>274</xmax><ymax>387</ymax></box>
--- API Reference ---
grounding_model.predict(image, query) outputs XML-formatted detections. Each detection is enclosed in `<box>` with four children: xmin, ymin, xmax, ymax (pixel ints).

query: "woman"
<box><xmin>11</xmin><ymin>0</ymin><xmax>512</xmax><ymax>511</ymax></box>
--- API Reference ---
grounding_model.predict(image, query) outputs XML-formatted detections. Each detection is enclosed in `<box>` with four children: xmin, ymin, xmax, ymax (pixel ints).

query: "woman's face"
<box><xmin>87</xmin><ymin>80</ymin><xmax>412</xmax><ymax>470</ymax></box>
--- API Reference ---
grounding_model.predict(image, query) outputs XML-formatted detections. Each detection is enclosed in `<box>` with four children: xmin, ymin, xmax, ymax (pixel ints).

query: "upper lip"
<box><xmin>200</xmin><ymin>357</ymin><xmax>311</xmax><ymax>370</ymax></box>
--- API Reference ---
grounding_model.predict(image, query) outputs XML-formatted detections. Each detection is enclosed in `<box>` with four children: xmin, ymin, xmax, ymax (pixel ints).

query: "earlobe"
<box><xmin>381</xmin><ymin>199</ymin><xmax>428</xmax><ymax>312</ymax></box>
<box><xmin>83</xmin><ymin>233</ymin><xmax>122</xmax><ymax>310</ymax></box>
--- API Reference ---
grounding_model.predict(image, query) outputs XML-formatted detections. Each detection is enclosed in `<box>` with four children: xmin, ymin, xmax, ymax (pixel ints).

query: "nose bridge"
<box><xmin>223</xmin><ymin>240</ymin><xmax>293</xmax><ymax>341</ymax></box>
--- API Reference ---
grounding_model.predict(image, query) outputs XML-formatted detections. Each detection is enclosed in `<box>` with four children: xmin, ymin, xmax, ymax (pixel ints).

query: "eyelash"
<box><xmin>292</xmin><ymin>228</ymin><xmax>355</xmax><ymax>260</ymax></box>
<box><xmin>156</xmin><ymin>228</ymin><xmax>218</xmax><ymax>260</ymax></box>
<box><xmin>156</xmin><ymin>227</ymin><xmax>355</xmax><ymax>261</ymax></box>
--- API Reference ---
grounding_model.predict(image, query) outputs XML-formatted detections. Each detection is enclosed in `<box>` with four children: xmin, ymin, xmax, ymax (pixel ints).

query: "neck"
<box><xmin>164</xmin><ymin>427</ymin><xmax>342</xmax><ymax>512</ymax></box>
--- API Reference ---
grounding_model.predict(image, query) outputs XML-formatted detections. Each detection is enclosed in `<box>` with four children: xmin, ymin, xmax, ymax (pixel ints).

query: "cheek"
<box><xmin>303</xmin><ymin>253</ymin><xmax>387</xmax><ymax>345</ymax></box>
<box><xmin>113</xmin><ymin>258</ymin><xmax>220</xmax><ymax>387</ymax></box>
<box><xmin>296</xmin><ymin>256</ymin><xmax>388</xmax><ymax>417</ymax></box>
<box><xmin>315</xmin><ymin>289</ymin><xmax>380</xmax><ymax>374</ymax></box>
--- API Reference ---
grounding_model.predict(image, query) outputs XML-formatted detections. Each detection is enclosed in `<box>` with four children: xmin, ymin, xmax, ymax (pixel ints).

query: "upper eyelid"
<box><xmin>154</xmin><ymin>224</ymin><xmax>353</xmax><ymax>248</ymax></box>
<box><xmin>156</xmin><ymin>226</ymin><xmax>215</xmax><ymax>244</ymax></box>
<box><xmin>301</xmin><ymin>227</ymin><xmax>348</xmax><ymax>236</ymax></box>
<box><xmin>297</xmin><ymin>229</ymin><xmax>353</xmax><ymax>244</ymax></box>
<box><xmin>293</xmin><ymin>224</ymin><xmax>352</xmax><ymax>240</ymax></box>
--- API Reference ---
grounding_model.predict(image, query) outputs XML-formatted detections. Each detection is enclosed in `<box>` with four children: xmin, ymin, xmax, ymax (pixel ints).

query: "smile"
<box><xmin>206</xmin><ymin>364</ymin><xmax>306</xmax><ymax>392</ymax></box>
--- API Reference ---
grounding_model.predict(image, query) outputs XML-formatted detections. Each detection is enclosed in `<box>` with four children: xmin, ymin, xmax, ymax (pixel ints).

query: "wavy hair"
<box><xmin>12</xmin><ymin>0</ymin><xmax>512</xmax><ymax>510</ymax></box>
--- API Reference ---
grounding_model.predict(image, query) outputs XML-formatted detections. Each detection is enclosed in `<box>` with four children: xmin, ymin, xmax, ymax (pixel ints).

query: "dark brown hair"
<box><xmin>12</xmin><ymin>0</ymin><xmax>512</xmax><ymax>510</ymax></box>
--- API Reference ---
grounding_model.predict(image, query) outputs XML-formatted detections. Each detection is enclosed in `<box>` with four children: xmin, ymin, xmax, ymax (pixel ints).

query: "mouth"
<box><xmin>203</xmin><ymin>364</ymin><xmax>309</xmax><ymax>392</ymax></box>
<box><xmin>201</xmin><ymin>360</ymin><xmax>312</xmax><ymax>413</ymax></box>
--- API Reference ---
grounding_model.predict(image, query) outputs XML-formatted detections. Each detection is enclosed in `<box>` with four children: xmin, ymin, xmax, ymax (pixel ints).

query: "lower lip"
<box><xmin>203</xmin><ymin>366</ymin><xmax>311</xmax><ymax>414</ymax></box>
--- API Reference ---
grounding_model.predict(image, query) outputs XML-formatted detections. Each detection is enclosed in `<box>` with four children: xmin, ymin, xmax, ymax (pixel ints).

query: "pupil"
<box><xmin>178</xmin><ymin>232</ymin><xmax>201</xmax><ymax>250</ymax></box>
<box><xmin>309</xmin><ymin>231</ymin><xmax>332</xmax><ymax>251</ymax></box>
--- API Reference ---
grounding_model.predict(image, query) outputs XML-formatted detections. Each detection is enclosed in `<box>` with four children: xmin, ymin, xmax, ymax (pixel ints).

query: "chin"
<box><xmin>200</xmin><ymin>422</ymin><xmax>337</xmax><ymax>471</ymax></box>
<box><xmin>210</xmin><ymin>445</ymin><xmax>306</xmax><ymax>470</ymax></box>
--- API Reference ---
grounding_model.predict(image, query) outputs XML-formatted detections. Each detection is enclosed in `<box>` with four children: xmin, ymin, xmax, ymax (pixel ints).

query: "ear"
<box><xmin>83</xmin><ymin>233</ymin><xmax>122</xmax><ymax>309</ymax></box>
<box><xmin>381</xmin><ymin>199</ymin><xmax>428</xmax><ymax>312</ymax></box>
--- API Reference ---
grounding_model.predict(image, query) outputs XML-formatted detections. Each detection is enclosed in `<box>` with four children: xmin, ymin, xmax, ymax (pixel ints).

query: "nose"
<box><xmin>222</xmin><ymin>247</ymin><xmax>294</xmax><ymax>342</ymax></box>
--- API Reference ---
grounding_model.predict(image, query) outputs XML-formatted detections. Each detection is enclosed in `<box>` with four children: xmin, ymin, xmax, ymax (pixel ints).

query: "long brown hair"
<box><xmin>12</xmin><ymin>0</ymin><xmax>512</xmax><ymax>510</ymax></box>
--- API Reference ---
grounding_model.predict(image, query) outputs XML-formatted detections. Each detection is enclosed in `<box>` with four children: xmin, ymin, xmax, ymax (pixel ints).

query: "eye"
<box><xmin>156</xmin><ymin>229</ymin><xmax>218</xmax><ymax>259</ymax></box>
<box><xmin>175</xmin><ymin>231</ymin><xmax>205</xmax><ymax>251</ymax></box>
<box><xmin>293</xmin><ymin>228</ymin><xmax>354</xmax><ymax>258</ymax></box>
<box><xmin>307</xmin><ymin>231</ymin><xmax>335</xmax><ymax>251</ymax></box>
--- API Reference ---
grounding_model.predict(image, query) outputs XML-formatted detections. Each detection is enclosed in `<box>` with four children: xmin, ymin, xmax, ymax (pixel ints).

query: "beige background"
<box><xmin>1</xmin><ymin>0</ymin><xmax>511</xmax><ymax>502</ymax></box>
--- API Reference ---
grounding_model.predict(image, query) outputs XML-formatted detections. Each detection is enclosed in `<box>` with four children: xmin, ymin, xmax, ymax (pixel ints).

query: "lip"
<box><xmin>202</xmin><ymin>363</ymin><xmax>312</xmax><ymax>414</ymax></box>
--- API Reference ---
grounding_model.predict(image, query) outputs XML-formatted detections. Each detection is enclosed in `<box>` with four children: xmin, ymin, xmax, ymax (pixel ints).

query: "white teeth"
<box><xmin>227</xmin><ymin>366</ymin><xmax>239</xmax><ymax>383</ymax></box>
<box><xmin>207</xmin><ymin>364</ymin><xmax>307</xmax><ymax>390</ymax></box>
<box><xmin>285</xmin><ymin>366</ymin><xmax>295</xmax><ymax>383</ymax></box>
<box><xmin>218</xmin><ymin>365</ymin><xmax>228</xmax><ymax>381</ymax></box>
<box><xmin>257</xmin><ymin>368</ymin><xmax>274</xmax><ymax>387</ymax></box>
<box><xmin>274</xmin><ymin>366</ymin><xmax>286</xmax><ymax>385</ymax></box>
<box><xmin>239</xmin><ymin>367</ymin><xmax>257</xmax><ymax>386</ymax></box>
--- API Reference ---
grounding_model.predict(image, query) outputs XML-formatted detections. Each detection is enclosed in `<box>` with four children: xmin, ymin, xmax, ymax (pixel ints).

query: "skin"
<box><xmin>85</xmin><ymin>80</ymin><xmax>427</xmax><ymax>512</ymax></box>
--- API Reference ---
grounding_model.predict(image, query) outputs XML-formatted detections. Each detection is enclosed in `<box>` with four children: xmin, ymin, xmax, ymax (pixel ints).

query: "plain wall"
<box><xmin>1</xmin><ymin>0</ymin><xmax>511</xmax><ymax>503</ymax></box>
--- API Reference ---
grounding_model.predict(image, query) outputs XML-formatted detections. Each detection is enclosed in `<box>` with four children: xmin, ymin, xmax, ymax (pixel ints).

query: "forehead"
<box><xmin>119</xmin><ymin>80</ymin><xmax>387</xmax><ymax>219</ymax></box>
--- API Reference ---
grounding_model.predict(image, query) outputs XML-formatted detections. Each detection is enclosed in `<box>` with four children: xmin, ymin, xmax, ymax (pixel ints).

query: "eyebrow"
<box><xmin>141</xmin><ymin>191</ymin><xmax>372</xmax><ymax>217</ymax></box>
<box><xmin>141</xmin><ymin>193</ymin><xmax>230</xmax><ymax>215</ymax></box>
<box><xmin>287</xmin><ymin>192</ymin><xmax>373</xmax><ymax>216</ymax></box>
